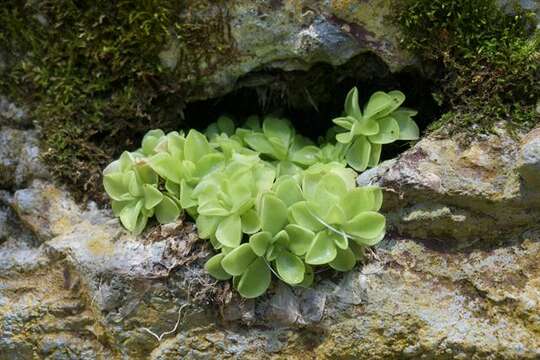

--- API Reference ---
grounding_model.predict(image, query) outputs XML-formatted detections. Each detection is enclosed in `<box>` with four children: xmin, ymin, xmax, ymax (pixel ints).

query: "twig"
<box><xmin>142</xmin><ymin>303</ymin><xmax>189</xmax><ymax>342</ymax></box>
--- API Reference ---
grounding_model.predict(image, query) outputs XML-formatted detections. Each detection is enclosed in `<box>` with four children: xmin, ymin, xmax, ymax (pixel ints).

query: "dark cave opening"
<box><xmin>181</xmin><ymin>53</ymin><xmax>443</xmax><ymax>163</ymax></box>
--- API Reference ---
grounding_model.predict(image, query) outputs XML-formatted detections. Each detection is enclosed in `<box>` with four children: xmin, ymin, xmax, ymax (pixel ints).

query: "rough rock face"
<box><xmin>161</xmin><ymin>0</ymin><xmax>414</xmax><ymax>100</ymax></box>
<box><xmin>358</xmin><ymin>126</ymin><xmax>540</xmax><ymax>248</ymax></box>
<box><xmin>1</xmin><ymin>124</ymin><xmax>539</xmax><ymax>359</ymax></box>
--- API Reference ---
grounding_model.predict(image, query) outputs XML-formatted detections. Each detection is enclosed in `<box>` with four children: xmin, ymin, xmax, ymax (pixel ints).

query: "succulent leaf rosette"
<box><xmin>333</xmin><ymin>87</ymin><xmax>420</xmax><ymax>171</ymax></box>
<box><xmin>103</xmin><ymin>87</ymin><xmax>420</xmax><ymax>298</ymax></box>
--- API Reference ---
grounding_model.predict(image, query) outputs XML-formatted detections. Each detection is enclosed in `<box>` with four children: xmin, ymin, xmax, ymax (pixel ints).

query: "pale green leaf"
<box><xmin>216</xmin><ymin>214</ymin><xmax>242</xmax><ymax>247</ymax></box>
<box><xmin>344</xmin><ymin>87</ymin><xmax>362</xmax><ymax>119</ymax></box>
<box><xmin>155</xmin><ymin>195</ymin><xmax>180</xmax><ymax>224</ymax></box>
<box><xmin>305</xmin><ymin>230</ymin><xmax>338</xmax><ymax>265</ymax></box>
<box><xmin>276</xmin><ymin>251</ymin><xmax>305</xmax><ymax>285</ymax></box>
<box><xmin>103</xmin><ymin>172</ymin><xmax>130</xmax><ymax>201</ymax></box>
<box><xmin>343</xmin><ymin>211</ymin><xmax>386</xmax><ymax>239</ymax></box>
<box><xmin>221</xmin><ymin>243</ymin><xmax>257</xmax><ymax>276</ymax></box>
<box><xmin>244</xmin><ymin>133</ymin><xmax>276</xmax><ymax>156</ymax></box>
<box><xmin>143</xmin><ymin>184</ymin><xmax>163</xmax><ymax>209</ymax></box>
<box><xmin>237</xmin><ymin>257</ymin><xmax>271</xmax><ymax>298</ymax></box>
<box><xmin>332</xmin><ymin>117</ymin><xmax>353</xmax><ymax>130</ymax></box>
<box><xmin>393</xmin><ymin>109</ymin><xmax>420</xmax><ymax>140</ymax></box>
<box><xmin>141</xmin><ymin>129</ymin><xmax>165</xmax><ymax>155</ymax></box>
<box><xmin>148</xmin><ymin>153</ymin><xmax>183</xmax><ymax>183</ymax></box>
<box><xmin>185</xmin><ymin>129</ymin><xmax>212</xmax><ymax>162</ymax></box>
<box><xmin>119</xmin><ymin>199</ymin><xmax>143</xmax><ymax>232</ymax></box>
<box><xmin>274</xmin><ymin>176</ymin><xmax>303</xmax><ymax>206</ymax></box>
<box><xmin>241</xmin><ymin>209</ymin><xmax>260</xmax><ymax>234</ymax></box>
<box><xmin>205</xmin><ymin>253</ymin><xmax>232</xmax><ymax>280</ymax></box>
<box><xmin>288</xmin><ymin>201</ymin><xmax>325</xmax><ymax>232</ymax></box>
<box><xmin>363</xmin><ymin>91</ymin><xmax>394</xmax><ymax>120</ymax></box>
<box><xmin>249</xmin><ymin>231</ymin><xmax>272</xmax><ymax>256</ymax></box>
<box><xmin>368</xmin><ymin>116</ymin><xmax>400</xmax><ymax>144</ymax></box>
<box><xmin>262</xmin><ymin>117</ymin><xmax>293</xmax><ymax>147</ymax></box>
<box><xmin>346</xmin><ymin>136</ymin><xmax>371</xmax><ymax>171</ymax></box>
<box><xmin>260</xmin><ymin>193</ymin><xmax>288</xmax><ymax>235</ymax></box>
<box><xmin>329</xmin><ymin>247</ymin><xmax>356</xmax><ymax>271</ymax></box>
<box><xmin>339</xmin><ymin>186</ymin><xmax>383</xmax><ymax>218</ymax></box>
<box><xmin>196</xmin><ymin>215</ymin><xmax>220</xmax><ymax>239</ymax></box>
<box><xmin>285</xmin><ymin>224</ymin><xmax>314</xmax><ymax>256</ymax></box>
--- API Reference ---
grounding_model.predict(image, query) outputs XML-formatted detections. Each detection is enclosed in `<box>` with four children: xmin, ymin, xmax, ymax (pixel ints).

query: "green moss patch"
<box><xmin>394</xmin><ymin>0</ymin><xmax>539</xmax><ymax>136</ymax></box>
<box><xmin>0</xmin><ymin>0</ymin><xmax>233</xmax><ymax>203</ymax></box>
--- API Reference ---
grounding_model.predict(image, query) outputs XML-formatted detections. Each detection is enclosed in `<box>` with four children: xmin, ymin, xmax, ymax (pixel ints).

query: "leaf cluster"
<box><xmin>103</xmin><ymin>88</ymin><xmax>420</xmax><ymax>298</ymax></box>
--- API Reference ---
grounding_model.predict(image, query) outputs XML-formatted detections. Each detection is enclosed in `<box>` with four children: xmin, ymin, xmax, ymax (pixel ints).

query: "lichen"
<box><xmin>393</xmin><ymin>0</ymin><xmax>540</xmax><ymax>137</ymax></box>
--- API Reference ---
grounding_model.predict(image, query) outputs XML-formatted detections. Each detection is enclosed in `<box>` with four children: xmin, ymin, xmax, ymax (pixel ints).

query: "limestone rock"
<box><xmin>358</xmin><ymin>126</ymin><xmax>540</xmax><ymax>247</ymax></box>
<box><xmin>0</xmin><ymin>128</ymin><xmax>48</xmax><ymax>190</ymax></box>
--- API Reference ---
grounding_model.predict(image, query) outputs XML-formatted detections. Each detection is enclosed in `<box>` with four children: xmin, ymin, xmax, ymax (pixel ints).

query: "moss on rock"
<box><xmin>394</xmin><ymin>0</ymin><xmax>539</xmax><ymax>136</ymax></box>
<box><xmin>0</xmin><ymin>0</ymin><xmax>233</xmax><ymax>203</ymax></box>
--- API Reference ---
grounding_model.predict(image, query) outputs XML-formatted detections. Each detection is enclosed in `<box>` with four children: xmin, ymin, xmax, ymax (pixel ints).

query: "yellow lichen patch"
<box><xmin>86</xmin><ymin>234</ymin><xmax>116</xmax><ymax>257</ymax></box>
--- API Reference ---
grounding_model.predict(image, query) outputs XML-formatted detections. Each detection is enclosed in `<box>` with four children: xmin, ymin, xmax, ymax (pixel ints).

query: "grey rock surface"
<box><xmin>0</xmin><ymin>128</ymin><xmax>48</xmax><ymax>190</ymax></box>
<box><xmin>1</xmin><ymin>124</ymin><xmax>539</xmax><ymax>359</ymax></box>
<box><xmin>358</xmin><ymin>126</ymin><xmax>540</xmax><ymax>248</ymax></box>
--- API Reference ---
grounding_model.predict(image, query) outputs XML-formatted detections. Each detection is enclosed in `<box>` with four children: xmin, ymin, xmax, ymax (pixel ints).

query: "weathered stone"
<box><xmin>518</xmin><ymin>127</ymin><xmax>540</xmax><ymax>194</ymax></box>
<box><xmin>0</xmin><ymin>97</ymin><xmax>30</xmax><ymax>127</ymax></box>
<box><xmin>358</xmin><ymin>126</ymin><xmax>540</xmax><ymax>247</ymax></box>
<box><xmin>169</xmin><ymin>0</ymin><xmax>415</xmax><ymax>101</ymax></box>
<box><xmin>0</xmin><ymin>128</ymin><xmax>48</xmax><ymax>189</ymax></box>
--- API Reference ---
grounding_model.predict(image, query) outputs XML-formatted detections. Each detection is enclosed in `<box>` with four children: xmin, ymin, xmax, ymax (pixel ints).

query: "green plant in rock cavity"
<box><xmin>104</xmin><ymin>87</ymin><xmax>418</xmax><ymax>298</ymax></box>
<box><xmin>103</xmin><ymin>151</ymin><xmax>180</xmax><ymax>234</ymax></box>
<box><xmin>332</xmin><ymin>87</ymin><xmax>419</xmax><ymax>171</ymax></box>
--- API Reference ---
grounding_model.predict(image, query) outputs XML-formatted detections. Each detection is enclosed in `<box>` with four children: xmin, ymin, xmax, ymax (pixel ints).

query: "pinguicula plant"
<box><xmin>103</xmin><ymin>87</ymin><xmax>420</xmax><ymax>298</ymax></box>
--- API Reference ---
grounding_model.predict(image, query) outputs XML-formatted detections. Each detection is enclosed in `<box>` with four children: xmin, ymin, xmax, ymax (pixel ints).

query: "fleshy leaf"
<box><xmin>221</xmin><ymin>243</ymin><xmax>257</xmax><ymax>276</ymax></box>
<box><xmin>344</xmin><ymin>87</ymin><xmax>362</xmax><ymax>119</ymax></box>
<box><xmin>241</xmin><ymin>209</ymin><xmax>261</xmax><ymax>234</ymax></box>
<box><xmin>103</xmin><ymin>172</ymin><xmax>130</xmax><ymax>201</ymax></box>
<box><xmin>364</xmin><ymin>91</ymin><xmax>394</xmax><ymax>120</ymax></box>
<box><xmin>237</xmin><ymin>257</ymin><xmax>271</xmax><ymax>298</ymax></box>
<box><xmin>216</xmin><ymin>214</ymin><xmax>242</xmax><ymax>247</ymax></box>
<box><xmin>244</xmin><ymin>133</ymin><xmax>276</xmax><ymax>156</ymax></box>
<box><xmin>148</xmin><ymin>153</ymin><xmax>183</xmax><ymax>184</ymax></box>
<box><xmin>155</xmin><ymin>195</ymin><xmax>180</xmax><ymax>224</ymax></box>
<box><xmin>368</xmin><ymin>143</ymin><xmax>382</xmax><ymax>167</ymax></box>
<box><xmin>143</xmin><ymin>184</ymin><xmax>163</xmax><ymax>209</ymax></box>
<box><xmin>393</xmin><ymin>109</ymin><xmax>420</xmax><ymax>140</ymax></box>
<box><xmin>249</xmin><ymin>231</ymin><xmax>272</xmax><ymax>256</ymax></box>
<box><xmin>196</xmin><ymin>215</ymin><xmax>220</xmax><ymax>239</ymax></box>
<box><xmin>288</xmin><ymin>201</ymin><xmax>325</xmax><ymax>232</ymax></box>
<box><xmin>368</xmin><ymin>116</ymin><xmax>400</xmax><ymax>144</ymax></box>
<box><xmin>142</xmin><ymin>129</ymin><xmax>165</xmax><ymax>155</ymax></box>
<box><xmin>262</xmin><ymin>117</ymin><xmax>293</xmax><ymax>147</ymax></box>
<box><xmin>185</xmin><ymin>129</ymin><xmax>212</xmax><ymax>162</ymax></box>
<box><xmin>285</xmin><ymin>224</ymin><xmax>314</xmax><ymax>256</ymax></box>
<box><xmin>274</xmin><ymin>177</ymin><xmax>303</xmax><ymax>206</ymax></box>
<box><xmin>119</xmin><ymin>200</ymin><xmax>143</xmax><ymax>232</ymax></box>
<box><xmin>340</xmin><ymin>187</ymin><xmax>383</xmax><ymax>218</ymax></box>
<box><xmin>205</xmin><ymin>253</ymin><xmax>232</xmax><ymax>280</ymax></box>
<box><xmin>290</xmin><ymin>145</ymin><xmax>319</xmax><ymax>166</ymax></box>
<box><xmin>217</xmin><ymin>115</ymin><xmax>235</xmax><ymax>135</ymax></box>
<box><xmin>305</xmin><ymin>230</ymin><xmax>338</xmax><ymax>265</ymax></box>
<box><xmin>346</xmin><ymin>136</ymin><xmax>371</xmax><ymax>171</ymax></box>
<box><xmin>332</xmin><ymin>117</ymin><xmax>353</xmax><ymax>130</ymax></box>
<box><xmin>343</xmin><ymin>211</ymin><xmax>386</xmax><ymax>239</ymax></box>
<box><xmin>276</xmin><ymin>251</ymin><xmax>305</xmax><ymax>285</ymax></box>
<box><xmin>330</xmin><ymin>247</ymin><xmax>356</xmax><ymax>271</ymax></box>
<box><xmin>260</xmin><ymin>193</ymin><xmax>288</xmax><ymax>235</ymax></box>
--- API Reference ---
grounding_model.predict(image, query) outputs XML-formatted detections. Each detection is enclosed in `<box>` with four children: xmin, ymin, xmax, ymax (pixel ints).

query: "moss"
<box><xmin>0</xmin><ymin>0</ymin><xmax>234</xmax><ymax>203</ymax></box>
<box><xmin>394</xmin><ymin>0</ymin><xmax>540</xmax><ymax>136</ymax></box>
